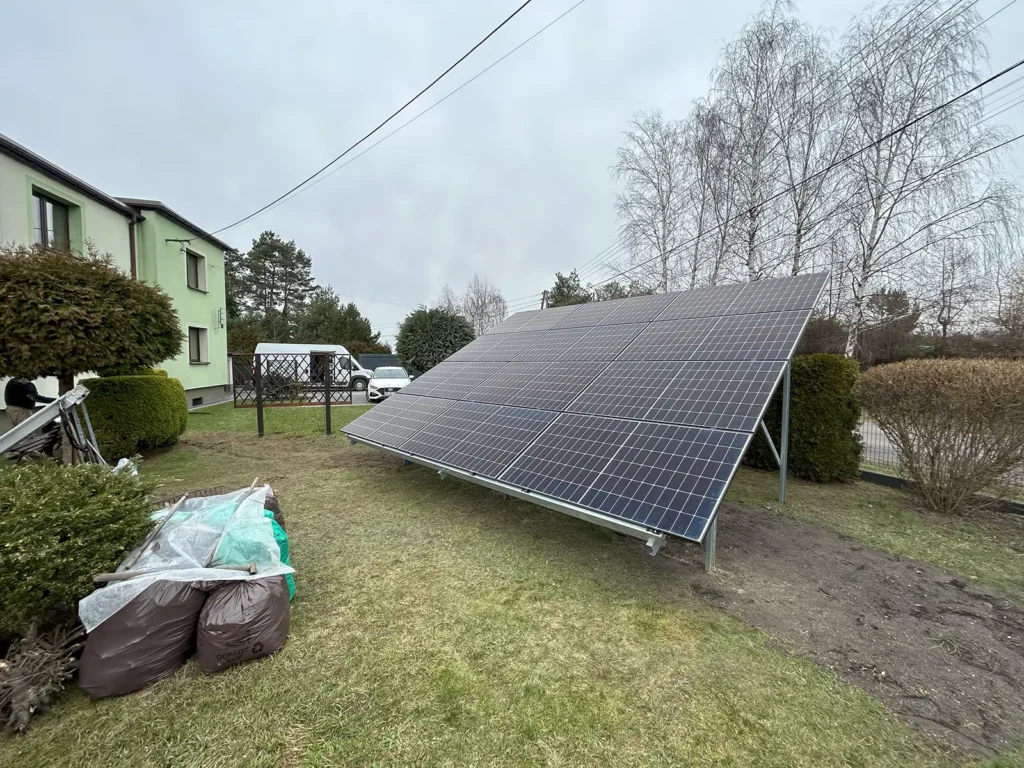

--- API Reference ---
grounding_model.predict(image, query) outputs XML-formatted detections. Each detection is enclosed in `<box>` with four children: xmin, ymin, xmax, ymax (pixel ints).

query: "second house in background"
<box><xmin>118</xmin><ymin>198</ymin><xmax>232</xmax><ymax>406</ymax></box>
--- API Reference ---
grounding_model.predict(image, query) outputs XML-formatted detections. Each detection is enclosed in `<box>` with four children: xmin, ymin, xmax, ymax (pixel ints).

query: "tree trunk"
<box><xmin>58</xmin><ymin>372</ymin><xmax>74</xmax><ymax>395</ymax></box>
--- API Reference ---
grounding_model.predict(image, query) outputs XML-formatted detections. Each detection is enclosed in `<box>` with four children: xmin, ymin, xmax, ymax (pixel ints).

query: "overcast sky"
<box><xmin>2</xmin><ymin>0</ymin><xmax>1021</xmax><ymax>344</ymax></box>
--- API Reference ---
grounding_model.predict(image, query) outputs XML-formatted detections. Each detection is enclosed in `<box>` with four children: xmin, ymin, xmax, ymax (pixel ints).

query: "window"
<box><xmin>32</xmin><ymin>193</ymin><xmax>70</xmax><ymax>249</ymax></box>
<box><xmin>188</xmin><ymin>326</ymin><xmax>209</xmax><ymax>364</ymax></box>
<box><xmin>186</xmin><ymin>250</ymin><xmax>207</xmax><ymax>291</ymax></box>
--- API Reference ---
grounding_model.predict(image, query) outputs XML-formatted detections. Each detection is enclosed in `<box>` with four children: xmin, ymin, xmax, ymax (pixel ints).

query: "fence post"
<box><xmin>254</xmin><ymin>353</ymin><xmax>264</xmax><ymax>438</ymax></box>
<box><xmin>324</xmin><ymin>354</ymin><xmax>333</xmax><ymax>435</ymax></box>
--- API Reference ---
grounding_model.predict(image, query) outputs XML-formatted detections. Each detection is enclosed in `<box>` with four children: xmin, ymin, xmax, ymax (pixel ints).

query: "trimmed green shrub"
<box><xmin>395</xmin><ymin>307</ymin><xmax>475</xmax><ymax>372</ymax></box>
<box><xmin>745</xmin><ymin>354</ymin><xmax>862</xmax><ymax>482</ymax></box>
<box><xmin>856</xmin><ymin>359</ymin><xmax>1024</xmax><ymax>513</ymax></box>
<box><xmin>0</xmin><ymin>463</ymin><xmax>154</xmax><ymax>639</ymax></box>
<box><xmin>80</xmin><ymin>375</ymin><xmax>188</xmax><ymax>459</ymax></box>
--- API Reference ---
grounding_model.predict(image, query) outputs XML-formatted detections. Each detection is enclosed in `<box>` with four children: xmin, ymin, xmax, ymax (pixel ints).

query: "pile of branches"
<box><xmin>0</xmin><ymin>626</ymin><xmax>83</xmax><ymax>734</ymax></box>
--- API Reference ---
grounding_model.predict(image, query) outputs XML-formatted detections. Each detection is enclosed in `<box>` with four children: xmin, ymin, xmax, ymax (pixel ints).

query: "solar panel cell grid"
<box><xmin>402</xmin><ymin>402</ymin><xmax>558</xmax><ymax>477</ymax></box>
<box><xmin>503</xmin><ymin>360</ymin><xmax>609</xmax><ymax>410</ymax></box>
<box><xmin>644</xmin><ymin>359</ymin><xmax>786</xmax><ymax>432</ymax></box>
<box><xmin>499</xmin><ymin>413</ymin><xmax>637</xmax><ymax>503</ymax></box>
<box><xmin>398</xmin><ymin>362</ymin><xmax>468</xmax><ymax>397</ymax></box>
<box><xmin>463</xmin><ymin>362</ymin><xmax>553</xmax><ymax>405</ymax></box>
<box><xmin>619</xmin><ymin>310</ymin><xmax>808</xmax><ymax>361</ymax></box>
<box><xmin>513</xmin><ymin>328</ymin><xmax>588</xmax><ymax>362</ymax></box>
<box><xmin>600</xmin><ymin>291</ymin><xmax>677</xmax><ymax>325</ymax></box>
<box><xmin>580</xmin><ymin>423</ymin><xmax>749</xmax><ymax>538</ymax></box>
<box><xmin>341</xmin><ymin>393</ymin><xmax>414</xmax><ymax>441</ymax></box>
<box><xmin>371</xmin><ymin>396</ymin><xmax>458</xmax><ymax>447</ymax></box>
<box><xmin>735</xmin><ymin>272</ymin><xmax>826</xmax><ymax>314</ymax></box>
<box><xmin>517</xmin><ymin>303</ymin><xmax>583</xmax><ymax>331</ymax></box>
<box><xmin>656</xmin><ymin>283</ymin><xmax>747</xmax><ymax>322</ymax></box>
<box><xmin>566</xmin><ymin>361</ymin><xmax>681</xmax><ymax>421</ymax></box>
<box><xmin>564</xmin><ymin>323</ymin><xmax>648</xmax><ymax>361</ymax></box>
<box><xmin>486</xmin><ymin>309</ymin><xmax>541</xmax><ymax>335</ymax></box>
<box><xmin>435</xmin><ymin>362</ymin><xmax>510</xmax><ymax>399</ymax></box>
<box><xmin>554</xmin><ymin>300</ymin><xmax>621</xmax><ymax>328</ymax></box>
<box><xmin>446</xmin><ymin>334</ymin><xmax>503</xmax><ymax>362</ymax></box>
<box><xmin>473</xmin><ymin>331</ymin><xmax>548</xmax><ymax>361</ymax></box>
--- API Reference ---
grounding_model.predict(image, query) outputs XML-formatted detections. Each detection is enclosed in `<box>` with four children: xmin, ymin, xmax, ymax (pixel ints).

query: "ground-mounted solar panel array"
<box><xmin>344</xmin><ymin>273</ymin><xmax>827</xmax><ymax>544</ymax></box>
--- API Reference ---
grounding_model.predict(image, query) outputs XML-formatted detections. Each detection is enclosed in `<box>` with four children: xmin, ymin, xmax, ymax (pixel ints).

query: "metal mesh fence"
<box><xmin>859</xmin><ymin>419</ymin><xmax>1024</xmax><ymax>493</ymax></box>
<box><xmin>231</xmin><ymin>353</ymin><xmax>354</xmax><ymax>408</ymax></box>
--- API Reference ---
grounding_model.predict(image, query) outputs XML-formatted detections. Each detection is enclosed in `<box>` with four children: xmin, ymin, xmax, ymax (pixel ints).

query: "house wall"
<box><xmin>0</xmin><ymin>152</ymin><xmax>131</xmax><ymax>270</ymax></box>
<box><xmin>135</xmin><ymin>211</ymin><xmax>229</xmax><ymax>402</ymax></box>
<box><xmin>0</xmin><ymin>151</ymin><xmax>134</xmax><ymax>409</ymax></box>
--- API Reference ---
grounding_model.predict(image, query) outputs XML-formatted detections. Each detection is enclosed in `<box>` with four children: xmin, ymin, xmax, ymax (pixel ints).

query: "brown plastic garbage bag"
<box><xmin>78</xmin><ymin>581</ymin><xmax>207</xmax><ymax>699</ymax></box>
<box><xmin>264</xmin><ymin>489</ymin><xmax>286</xmax><ymax>531</ymax></box>
<box><xmin>196</xmin><ymin>577</ymin><xmax>289</xmax><ymax>674</ymax></box>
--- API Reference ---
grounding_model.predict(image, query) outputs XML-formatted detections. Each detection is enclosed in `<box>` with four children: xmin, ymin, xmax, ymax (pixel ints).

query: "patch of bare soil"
<box><xmin>660</xmin><ymin>502</ymin><xmax>1024</xmax><ymax>757</ymax></box>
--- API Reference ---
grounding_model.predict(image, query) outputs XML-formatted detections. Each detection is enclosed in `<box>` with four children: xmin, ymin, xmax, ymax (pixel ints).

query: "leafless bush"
<box><xmin>856</xmin><ymin>359</ymin><xmax>1024</xmax><ymax>513</ymax></box>
<box><xmin>0</xmin><ymin>626</ymin><xmax>82</xmax><ymax>734</ymax></box>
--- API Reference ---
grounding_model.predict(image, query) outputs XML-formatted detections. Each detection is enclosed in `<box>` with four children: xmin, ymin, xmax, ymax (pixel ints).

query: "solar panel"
<box><xmin>618</xmin><ymin>310</ymin><xmax>809</xmax><ymax>361</ymax></box>
<box><xmin>561</xmin><ymin>324</ymin><xmax>648</xmax><ymax>362</ymax></box>
<box><xmin>486</xmin><ymin>309</ymin><xmax>542</xmax><ymax>335</ymax></box>
<box><xmin>503</xmin><ymin>360</ymin><xmax>609</xmax><ymax>411</ymax></box>
<box><xmin>600</xmin><ymin>292</ymin><xmax>677</xmax><ymax>325</ymax></box>
<box><xmin>464</xmin><ymin>362</ymin><xmax>553</xmax><ymax>405</ymax></box>
<box><xmin>657</xmin><ymin>283</ymin><xmax>747</xmax><ymax>322</ymax></box>
<box><xmin>402</xmin><ymin>401</ymin><xmax>559</xmax><ymax>477</ymax></box>
<box><xmin>399</xmin><ymin>362</ymin><xmax>469</xmax><ymax>397</ymax></box>
<box><xmin>517</xmin><ymin>304</ymin><xmax>583</xmax><ymax>331</ymax></box>
<box><xmin>577</xmin><ymin>421</ymin><xmax>749</xmax><ymax>540</ymax></box>
<box><xmin>344</xmin><ymin>394</ymin><xmax>455</xmax><ymax>445</ymax></box>
<box><xmin>434</xmin><ymin>362</ymin><xmax>510</xmax><ymax>398</ymax></box>
<box><xmin>736</xmin><ymin>272</ymin><xmax>826</xmax><ymax>314</ymax></box>
<box><xmin>565</xmin><ymin>359</ymin><xmax>785</xmax><ymax>431</ymax></box>
<box><xmin>343</xmin><ymin>272</ymin><xmax>828</xmax><ymax>546</ymax></box>
<box><xmin>473</xmin><ymin>331</ymin><xmax>547</xmax><ymax>362</ymax></box>
<box><xmin>445</xmin><ymin>334</ymin><xmax>503</xmax><ymax>362</ymax></box>
<box><xmin>643</xmin><ymin>360</ymin><xmax>786</xmax><ymax>432</ymax></box>
<box><xmin>499</xmin><ymin>413</ymin><xmax>637</xmax><ymax>503</ymax></box>
<box><xmin>554</xmin><ymin>300</ymin><xmax>621</xmax><ymax>328</ymax></box>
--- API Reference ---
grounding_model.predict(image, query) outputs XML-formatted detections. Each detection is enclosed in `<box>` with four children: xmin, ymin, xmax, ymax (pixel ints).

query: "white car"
<box><xmin>366</xmin><ymin>367</ymin><xmax>412</xmax><ymax>403</ymax></box>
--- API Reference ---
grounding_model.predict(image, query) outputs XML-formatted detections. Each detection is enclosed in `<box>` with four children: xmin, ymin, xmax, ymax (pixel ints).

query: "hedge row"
<box><xmin>745</xmin><ymin>354</ymin><xmax>862</xmax><ymax>482</ymax></box>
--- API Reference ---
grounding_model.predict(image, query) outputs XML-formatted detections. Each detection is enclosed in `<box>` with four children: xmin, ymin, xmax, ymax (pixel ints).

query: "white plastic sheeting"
<box><xmin>78</xmin><ymin>485</ymin><xmax>294</xmax><ymax>632</ymax></box>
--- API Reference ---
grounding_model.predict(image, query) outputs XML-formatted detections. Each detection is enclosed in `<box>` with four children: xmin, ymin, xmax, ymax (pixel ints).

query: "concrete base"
<box><xmin>185</xmin><ymin>384</ymin><xmax>231</xmax><ymax>409</ymax></box>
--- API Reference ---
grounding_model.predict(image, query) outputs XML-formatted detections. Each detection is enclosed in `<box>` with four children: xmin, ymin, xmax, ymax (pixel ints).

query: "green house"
<box><xmin>0</xmin><ymin>133</ymin><xmax>233</xmax><ymax>411</ymax></box>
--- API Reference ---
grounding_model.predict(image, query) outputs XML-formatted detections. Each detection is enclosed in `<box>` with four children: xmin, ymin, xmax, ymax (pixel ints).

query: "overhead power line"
<box><xmin>535</xmin><ymin>0</ymin><xmax>1013</xmax><ymax>298</ymax></box>
<box><xmin>592</xmin><ymin>56</ymin><xmax>1024</xmax><ymax>290</ymax></box>
<box><xmin>211</xmin><ymin>0</ymin><xmax>538</xmax><ymax>235</ymax></box>
<box><xmin>246</xmin><ymin>0</ymin><xmax>592</xmax><ymax>225</ymax></box>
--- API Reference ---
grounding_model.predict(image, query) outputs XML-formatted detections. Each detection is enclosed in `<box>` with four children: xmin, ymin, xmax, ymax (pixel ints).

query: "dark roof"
<box><xmin>116</xmin><ymin>198</ymin><xmax>236</xmax><ymax>253</ymax></box>
<box><xmin>0</xmin><ymin>132</ymin><xmax>137</xmax><ymax>218</ymax></box>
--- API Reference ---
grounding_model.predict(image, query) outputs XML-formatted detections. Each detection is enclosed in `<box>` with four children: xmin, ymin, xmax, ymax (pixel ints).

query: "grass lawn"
<box><xmin>3</xmin><ymin>403</ymin><xmax>1022</xmax><ymax>767</ymax></box>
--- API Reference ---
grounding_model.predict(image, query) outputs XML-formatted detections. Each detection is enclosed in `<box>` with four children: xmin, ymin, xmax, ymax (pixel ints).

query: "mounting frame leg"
<box><xmin>779</xmin><ymin>360</ymin><xmax>791</xmax><ymax>505</ymax></box>
<box><xmin>703</xmin><ymin>518</ymin><xmax>717</xmax><ymax>572</ymax></box>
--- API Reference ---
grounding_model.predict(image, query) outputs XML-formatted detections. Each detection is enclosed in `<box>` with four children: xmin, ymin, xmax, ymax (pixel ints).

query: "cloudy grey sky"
<box><xmin>2</xmin><ymin>0</ymin><xmax>1021</xmax><ymax>344</ymax></box>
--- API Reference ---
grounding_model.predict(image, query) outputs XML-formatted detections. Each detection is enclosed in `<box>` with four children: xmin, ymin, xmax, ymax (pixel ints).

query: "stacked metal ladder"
<box><xmin>0</xmin><ymin>384</ymin><xmax>105</xmax><ymax>465</ymax></box>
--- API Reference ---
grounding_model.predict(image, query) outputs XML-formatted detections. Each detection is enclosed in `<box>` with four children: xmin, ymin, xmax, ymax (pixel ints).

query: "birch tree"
<box><xmin>839</xmin><ymin>0</ymin><xmax>1007</xmax><ymax>357</ymax></box>
<box><xmin>461</xmin><ymin>274</ymin><xmax>508</xmax><ymax>335</ymax></box>
<box><xmin>611</xmin><ymin>111</ymin><xmax>687</xmax><ymax>292</ymax></box>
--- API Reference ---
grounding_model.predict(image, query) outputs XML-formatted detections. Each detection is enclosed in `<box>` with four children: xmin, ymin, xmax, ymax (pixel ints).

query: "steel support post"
<box><xmin>779</xmin><ymin>360</ymin><xmax>791</xmax><ymax>505</ymax></box>
<box><xmin>703</xmin><ymin>517</ymin><xmax>717</xmax><ymax>572</ymax></box>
